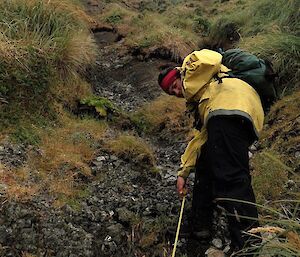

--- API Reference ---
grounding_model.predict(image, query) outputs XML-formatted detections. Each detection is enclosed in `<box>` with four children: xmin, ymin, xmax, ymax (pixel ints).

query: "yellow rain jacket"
<box><xmin>177</xmin><ymin>49</ymin><xmax>264</xmax><ymax>178</ymax></box>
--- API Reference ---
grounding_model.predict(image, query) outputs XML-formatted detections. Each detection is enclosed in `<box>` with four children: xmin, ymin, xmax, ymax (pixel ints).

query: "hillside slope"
<box><xmin>0</xmin><ymin>0</ymin><xmax>299</xmax><ymax>257</ymax></box>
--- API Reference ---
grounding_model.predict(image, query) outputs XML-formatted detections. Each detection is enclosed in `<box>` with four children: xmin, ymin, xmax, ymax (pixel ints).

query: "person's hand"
<box><xmin>177</xmin><ymin>176</ymin><xmax>187</xmax><ymax>199</ymax></box>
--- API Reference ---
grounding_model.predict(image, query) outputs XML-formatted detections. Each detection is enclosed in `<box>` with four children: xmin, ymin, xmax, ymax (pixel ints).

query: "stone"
<box><xmin>96</xmin><ymin>156</ymin><xmax>106</xmax><ymax>162</ymax></box>
<box><xmin>212</xmin><ymin>238</ymin><xmax>223</xmax><ymax>249</ymax></box>
<box><xmin>107</xmin><ymin>224</ymin><xmax>124</xmax><ymax>244</ymax></box>
<box><xmin>110</xmin><ymin>155</ymin><xmax>118</xmax><ymax>161</ymax></box>
<box><xmin>205</xmin><ymin>247</ymin><xmax>226</xmax><ymax>257</ymax></box>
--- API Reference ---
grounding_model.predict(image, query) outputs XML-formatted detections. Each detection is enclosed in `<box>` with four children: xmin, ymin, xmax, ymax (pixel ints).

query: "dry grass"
<box><xmin>133</xmin><ymin>95</ymin><xmax>190</xmax><ymax>135</ymax></box>
<box><xmin>32</xmin><ymin>116</ymin><xmax>107</xmax><ymax>175</ymax></box>
<box><xmin>0</xmin><ymin>0</ymin><xmax>97</xmax><ymax>130</ymax></box>
<box><xmin>0</xmin><ymin>116</ymin><xmax>107</xmax><ymax>203</ymax></box>
<box><xmin>259</xmin><ymin>90</ymin><xmax>300</xmax><ymax>169</ymax></box>
<box><xmin>51</xmin><ymin>75</ymin><xmax>92</xmax><ymax>110</ymax></box>
<box><xmin>106</xmin><ymin>134</ymin><xmax>156</xmax><ymax>167</ymax></box>
<box><xmin>55</xmin><ymin>30</ymin><xmax>97</xmax><ymax>78</ymax></box>
<box><xmin>248</xmin><ymin>226</ymin><xmax>300</xmax><ymax>255</ymax></box>
<box><xmin>0</xmin><ymin>165</ymin><xmax>40</xmax><ymax>202</ymax></box>
<box><xmin>97</xmin><ymin>2</ymin><xmax>198</xmax><ymax>56</ymax></box>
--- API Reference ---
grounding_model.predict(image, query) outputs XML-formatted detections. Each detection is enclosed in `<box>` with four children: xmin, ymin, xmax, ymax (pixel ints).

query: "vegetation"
<box><xmin>98</xmin><ymin>2</ymin><xmax>200</xmax><ymax>55</ymax></box>
<box><xmin>0</xmin><ymin>0</ymin><xmax>299</xmax><ymax>256</ymax></box>
<box><xmin>1</xmin><ymin>115</ymin><xmax>107</xmax><ymax>203</ymax></box>
<box><xmin>131</xmin><ymin>95</ymin><xmax>189</xmax><ymax>135</ymax></box>
<box><xmin>207</xmin><ymin>0</ymin><xmax>300</xmax><ymax>94</ymax></box>
<box><xmin>0</xmin><ymin>0</ymin><xmax>96</xmax><ymax>131</ymax></box>
<box><xmin>80</xmin><ymin>96</ymin><xmax>119</xmax><ymax>118</ymax></box>
<box><xmin>106</xmin><ymin>134</ymin><xmax>156</xmax><ymax>167</ymax></box>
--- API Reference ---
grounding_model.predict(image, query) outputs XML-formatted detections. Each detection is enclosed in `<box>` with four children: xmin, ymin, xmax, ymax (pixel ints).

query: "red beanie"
<box><xmin>159</xmin><ymin>69</ymin><xmax>178</xmax><ymax>92</ymax></box>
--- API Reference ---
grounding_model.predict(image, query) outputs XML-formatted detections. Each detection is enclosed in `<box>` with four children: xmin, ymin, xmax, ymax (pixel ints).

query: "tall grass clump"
<box><xmin>209</xmin><ymin>0</ymin><xmax>300</xmax><ymax>94</ymax></box>
<box><xmin>245</xmin><ymin>200</ymin><xmax>300</xmax><ymax>257</ymax></box>
<box><xmin>99</xmin><ymin>2</ymin><xmax>198</xmax><ymax>55</ymax></box>
<box><xmin>0</xmin><ymin>0</ymin><xmax>96</xmax><ymax>131</ymax></box>
<box><xmin>131</xmin><ymin>95</ymin><xmax>188</xmax><ymax>135</ymax></box>
<box><xmin>106</xmin><ymin>134</ymin><xmax>156</xmax><ymax>167</ymax></box>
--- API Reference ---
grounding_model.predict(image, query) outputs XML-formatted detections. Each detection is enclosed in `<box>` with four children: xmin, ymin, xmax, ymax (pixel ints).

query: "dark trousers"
<box><xmin>191</xmin><ymin>116</ymin><xmax>260</xmax><ymax>251</ymax></box>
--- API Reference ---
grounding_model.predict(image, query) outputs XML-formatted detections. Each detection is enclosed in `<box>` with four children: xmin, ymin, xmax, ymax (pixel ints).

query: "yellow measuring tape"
<box><xmin>171</xmin><ymin>196</ymin><xmax>186</xmax><ymax>257</ymax></box>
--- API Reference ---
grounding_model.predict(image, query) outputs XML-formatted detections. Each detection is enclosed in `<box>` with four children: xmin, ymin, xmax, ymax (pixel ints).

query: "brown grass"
<box><xmin>51</xmin><ymin>76</ymin><xmax>92</xmax><ymax>110</ymax></box>
<box><xmin>0</xmin><ymin>165</ymin><xmax>40</xmax><ymax>202</ymax></box>
<box><xmin>134</xmin><ymin>95</ymin><xmax>190</xmax><ymax>135</ymax></box>
<box><xmin>106</xmin><ymin>134</ymin><xmax>156</xmax><ymax>167</ymax></box>
<box><xmin>22</xmin><ymin>0</ymin><xmax>92</xmax><ymax>25</ymax></box>
<box><xmin>32</xmin><ymin>116</ymin><xmax>107</xmax><ymax>175</ymax></box>
<box><xmin>259</xmin><ymin>90</ymin><xmax>300</xmax><ymax>169</ymax></box>
<box><xmin>0</xmin><ymin>116</ymin><xmax>107</xmax><ymax>203</ymax></box>
<box><xmin>56</xmin><ymin>31</ymin><xmax>97</xmax><ymax>77</ymax></box>
<box><xmin>96</xmin><ymin>2</ymin><xmax>197</xmax><ymax>56</ymax></box>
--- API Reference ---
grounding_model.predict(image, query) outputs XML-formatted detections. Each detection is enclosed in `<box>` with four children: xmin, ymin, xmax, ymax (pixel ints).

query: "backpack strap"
<box><xmin>213</xmin><ymin>71</ymin><xmax>233</xmax><ymax>84</ymax></box>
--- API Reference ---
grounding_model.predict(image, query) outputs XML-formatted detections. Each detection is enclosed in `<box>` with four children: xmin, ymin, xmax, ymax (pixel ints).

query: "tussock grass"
<box><xmin>259</xmin><ymin>91</ymin><xmax>300</xmax><ymax>170</ymax></box>
<box><xmin>251</xmin><ymin>150</ymin><xmax>289</xmax><ymax>204</ymax></box>
<box><xmin>0</xmin><ymin>165</ymin><xmax>40</xmax><ymax>202</ymax></box>
<box><xmin>209</xmin><ymin>0</ymin><xmax>300</xmax><ymax>94</ymax></box>
<box><xmin>246</xmin><ymin>201</ymin><xmax>300</xmax><ymax>257</ymax></box>
<box><xmin>106</xmin><ymin>134</ymin><xmax>156</xmax><ymax>167</ymax></box>
<box><xmin>98</xmin><ymin>2</ymin><xmax>198</xmax><ymax>55</ymax></box>
<box><xmin>32</xmin><ymin>116</ymin><xmax>107</xmax><ymax>175</ymax></box>
<box><xmin>240</xmin><ymin>33</ymin><xmax>300</xmax><ymax>92</ymax></box>
<box><xmin>0</xmin><ymin>0</ymin><xmax>97</xmax><ymax>131</ymax></box>
<box><xmin>132</xmin><ymin>95</ymin><xmax>189</xmax><ymax>135</ymax></box>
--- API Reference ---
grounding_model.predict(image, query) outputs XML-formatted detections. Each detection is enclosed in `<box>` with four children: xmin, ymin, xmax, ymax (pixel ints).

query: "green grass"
<box><xmin>208</xmin><ymin>0</ymin><xmax>300</xmax><ymax>95</ymax></box>
<box><xmin>0</xmin><ymin>0</ymin><xmax>96</xmax><ymax>138</ymax></box>
<box><xmin>251</xmin><ymin>150</ymin><xmax>290</xmax><ymax>204</ymax></box>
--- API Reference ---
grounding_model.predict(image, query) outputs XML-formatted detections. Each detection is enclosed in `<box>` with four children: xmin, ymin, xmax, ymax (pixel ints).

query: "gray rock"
<box><xmin>96</xmin><ymin>156</ymin><xmax>106</xmax><ymax>162</ymax></box>
<box><xmin>107</xmin><ymin>224</ymin><xmax>124</xmax><ymax>244</ymax></box>
<box><xmin>212</xmin><ymin>238</ymin><xmax>223</xmax><ymax>249</ymax></box>
<box><xmin>110</xmin><ymin>155</ymin><xmax>118</xmax><ymax>161</ymax></box>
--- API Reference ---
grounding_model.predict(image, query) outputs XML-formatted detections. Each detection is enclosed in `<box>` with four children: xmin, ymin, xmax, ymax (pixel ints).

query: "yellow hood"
<box><xmin>179</xmin><ymin>49</ymin><xmax>223</xmax><ymax>102</ymax></box>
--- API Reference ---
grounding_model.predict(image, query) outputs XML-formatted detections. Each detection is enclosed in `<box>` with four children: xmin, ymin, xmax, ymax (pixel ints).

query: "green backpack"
<box><xmin>221</xmin><ymin>49</ymin><xmax>277</xmax><ymax>110</ymax></box>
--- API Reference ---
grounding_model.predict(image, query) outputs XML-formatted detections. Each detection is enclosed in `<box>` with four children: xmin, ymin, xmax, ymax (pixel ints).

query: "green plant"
<box><xmin>105</xmin><ymin>12</ymin><xmax>123</xmax><ymax>24</ymax></box>
<box><xmin>80</xmin><ymin>96</ymin><xmax>118</xmax><ymax>118</ymax></box>
<box><xmin>193</xmin><ymin>16</ymin><xmax>211</xmax><ymax>35</ymax></box>
<box><xmin>11</xmin><ymin>126</ymin><xmax>40</xmax><ymax>145</ymax></box>
<box><xmin>0</xmin><ymin>0</ymin><xmax>96</xmax><ymax>130</ymax></box>
<box><xmin>252</xmin><ymin>150</ymin><xmax>290</xmax><ymax>204</ymax></box>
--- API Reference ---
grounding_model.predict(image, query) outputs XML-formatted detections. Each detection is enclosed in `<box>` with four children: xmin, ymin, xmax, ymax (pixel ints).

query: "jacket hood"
<box><xmin>179</xmin><ymin>49</ymin><xmax>223</xmax><ymax>102</ymax></box>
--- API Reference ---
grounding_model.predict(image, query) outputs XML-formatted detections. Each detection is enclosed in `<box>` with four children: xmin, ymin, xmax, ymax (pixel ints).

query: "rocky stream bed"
<box><xmin>0</xmin><ymin>5</ymin><xmax>231</xmax><ymax>257</ymax></box>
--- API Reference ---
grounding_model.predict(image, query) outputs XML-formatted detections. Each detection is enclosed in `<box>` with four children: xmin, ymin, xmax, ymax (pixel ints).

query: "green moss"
<box><xmin>252</xmin><ymin>150</ymin><xmax>290</xmax><ymax>204</ymax></box>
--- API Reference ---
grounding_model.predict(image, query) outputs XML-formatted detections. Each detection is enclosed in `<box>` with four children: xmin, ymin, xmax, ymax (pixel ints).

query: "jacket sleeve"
<box><xmin>177</xmin><ymin>127</ymin><xmax>207</xmax><ymax>178</ymax></box>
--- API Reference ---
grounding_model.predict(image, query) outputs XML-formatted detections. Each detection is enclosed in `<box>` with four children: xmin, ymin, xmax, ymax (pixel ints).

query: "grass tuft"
<box><xmin>0</xmin><ymin>0</ymin><xmax>97</xmax><ymax>133</ymax></box>
<box><xmin>252</xmin><ymin>150</ymin><xmax>289</xmax><ymax>204</ymax></box>
<box><xmin>106</xmin><ymin>134</ymin><xmax>156</xmax><ymax>167</ymax></box>
<box><xmin>131</xmin><ymin>95</ymin><xmax>188</xmax><ymax>135</ymax></box>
